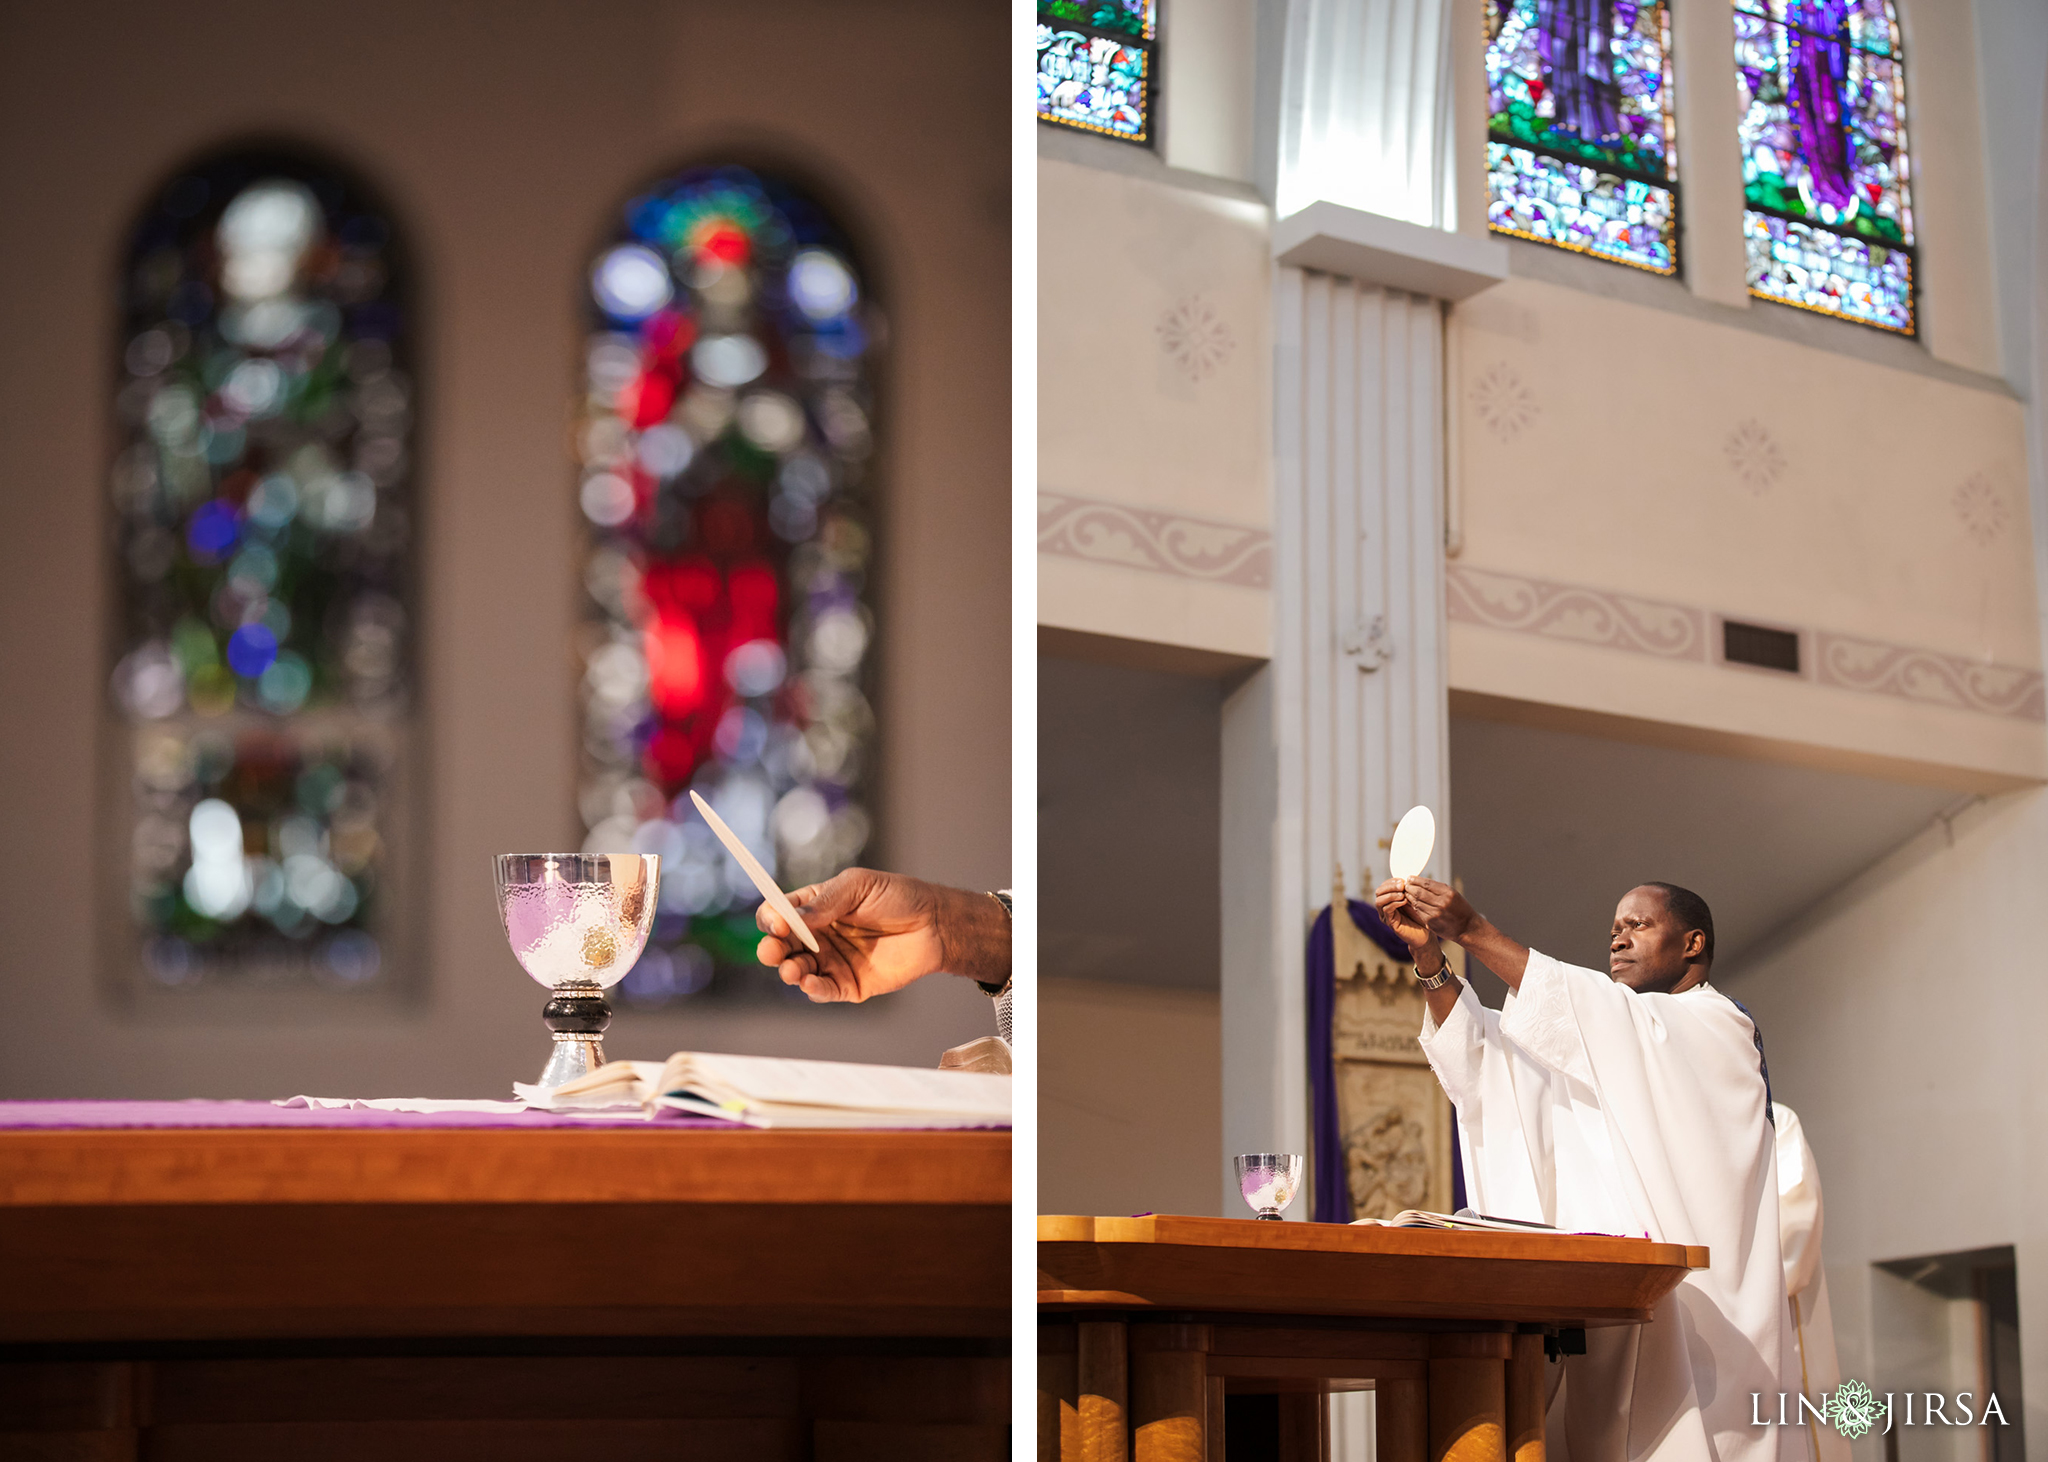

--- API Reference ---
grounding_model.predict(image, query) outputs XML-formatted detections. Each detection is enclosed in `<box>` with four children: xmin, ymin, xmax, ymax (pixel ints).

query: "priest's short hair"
<box><xmin>1643</xmin><ymin>882</ymin><xmax>1714</xmax><ymax>964</ymax></box>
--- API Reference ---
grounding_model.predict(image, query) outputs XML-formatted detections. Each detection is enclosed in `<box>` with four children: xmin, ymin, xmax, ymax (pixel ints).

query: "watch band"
<box><xmin>1414</xmin><ymin>955</ymin><xmax>1453</xmax><ymax>991</ymax></box>
<box><xmin>976</xmin><ymin>889</ymin><xmax>1013</xmax><ymax>997</ymax></box>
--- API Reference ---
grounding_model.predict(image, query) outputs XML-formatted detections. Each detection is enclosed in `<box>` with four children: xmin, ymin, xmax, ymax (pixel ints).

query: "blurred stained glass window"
<box><xmin>1734</xmin><ymin>0</ymin><xmax>1914</xmax><ymax>332</ymax></box>
<box><xmin>1037</xmin><ymin>0</ymin><xmax>1157</xmax><ymax>145</ymax></box>
<box><xmin>110</xmin><ymin>149</ymin><xmax>413</xmax><ymax>991</ymax></box>
<box><xmin>1485</xmin><ymin>0</ymin><xmax>1681</xmax><ymax>274</ymax></box>
<box><xmin>576</xmin><ymin>166</ymin><xmax>879</xmax><ymax>1006</ymax></box>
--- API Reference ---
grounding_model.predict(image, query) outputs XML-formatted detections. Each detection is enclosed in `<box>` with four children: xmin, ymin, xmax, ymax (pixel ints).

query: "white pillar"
<box><xmin>1226</xmin><ymin>263</ymin><xmax>1457</xmax><ymax>1188</ymax></box>
<box><xmin>1224</xmin><ymin>0</ymin><xmax>1507</xmax><ymax>1219</ymax></box>
<box><xmin>1238</xmin><ymin>13</ymin><xmax>1505</xmax><ymax>1459</ymax></box>
<box><xmin>1235</xmin><ymin>216</ymin><xmax>1502</xmax><ymax>1462</ymax></box>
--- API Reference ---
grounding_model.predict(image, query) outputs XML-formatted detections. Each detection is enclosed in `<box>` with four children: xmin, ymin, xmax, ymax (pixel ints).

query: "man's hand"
<box><xmin>754</xmin><ymin>868</ymin><xmax>1009</xmax><ymax>1003</ymax></box>
<box><xmin>1395</xmin><ymin>878</ymin><xmax>1481</xmax><ymax>942</ymax></box>
<box><xmin>1377</xmin><ymin>876</ymin><xmax>1532</xmax><ymax>989</ymax></box>
<box><xmin>1372</xmin><ymin>878</ymin><xmax>1441</xmax><ymax>956</ymax></box>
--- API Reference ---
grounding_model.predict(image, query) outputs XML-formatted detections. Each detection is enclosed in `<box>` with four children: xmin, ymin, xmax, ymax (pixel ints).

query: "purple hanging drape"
<box><xmin>1306</xmin><ymin>897</ymin><xmax>1412</xmax><ymax>1224</ymax></box>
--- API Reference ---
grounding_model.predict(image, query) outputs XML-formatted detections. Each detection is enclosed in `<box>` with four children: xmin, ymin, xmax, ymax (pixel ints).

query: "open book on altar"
<box><xmin>515</xmin><ymin>1052</ymin><xmax>1012</xmax><ymax>1130</ymax></box>
<box><xmin>1351</xmin><ymin>1209</ymin><xmax>1560</xmax><ymax>1233</ymax></box>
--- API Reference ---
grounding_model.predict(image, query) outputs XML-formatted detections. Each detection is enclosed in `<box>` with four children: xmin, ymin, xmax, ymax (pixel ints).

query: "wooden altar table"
<box><xmin>1038</xmin><ymin>1214</ymin><xmax>1707</xmax><ymax>1462</ymax></box>
<box><xmin>0</xmin><ymin>1120</ymin><xmax>1010</xmax><ymax>1460</ymax></box>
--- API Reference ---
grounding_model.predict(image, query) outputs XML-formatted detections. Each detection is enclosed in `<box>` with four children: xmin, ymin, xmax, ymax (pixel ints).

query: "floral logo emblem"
<box><xmin>1723</xmin><ymin>418</ymin><xmax>1785</xmax><ymax>493</ymax></box>
<box><xmin>1952</xmin><ymin>472</ymin><xmax>2010</xmax><ymax>546</ymax></box>
<box><xmin>1468</xmin><ymin>361</ymin><xmax>1539</xmax><ymax>442</ymax></box>
<box><xmin>1826</xmin><ymin>1380</ymin><xmax>1880</xmax><ymax>1440</ymax></box>
<box><xmin>1156</xmin><ymin>296</ymin><xmax>1236</xmax><ymax>383</ymax></box>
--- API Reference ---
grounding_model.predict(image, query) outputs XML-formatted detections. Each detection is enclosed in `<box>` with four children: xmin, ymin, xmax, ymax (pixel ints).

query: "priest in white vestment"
<box><xmin>1372</xmin><ymin>877</ymin><xmax>1805</xmax><ymax>1462</ymax></box>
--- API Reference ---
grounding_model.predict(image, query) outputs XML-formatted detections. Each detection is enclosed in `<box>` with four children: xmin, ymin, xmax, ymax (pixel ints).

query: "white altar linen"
<box><xmin>279</xmin><ymin>1096</ymin><xmax>529</xmax><ymax>1114</ymax></box>
<box><xmin>1418</xmin><ymin>952</ymin><xmax>1804</xmax><ymax>1462</ymax></box>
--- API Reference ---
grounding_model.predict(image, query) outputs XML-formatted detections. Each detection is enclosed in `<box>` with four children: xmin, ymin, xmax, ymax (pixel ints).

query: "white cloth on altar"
<box><xmin>1775</xmin><ymin>1103</ymin><xmax>1847</xmax><ymax>1462</ymax></box>
<box><xmin>1417</xmin><ymin>952</ymin><xmax>1804</xmax><ymax>1462</ymax></box>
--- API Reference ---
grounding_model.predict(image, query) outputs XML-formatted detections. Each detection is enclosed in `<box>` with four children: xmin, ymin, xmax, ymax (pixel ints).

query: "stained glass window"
<box><xmin>1485</xmin><ymin>0</ymin><xmax>1680</xmax><ymax>275</ymax></box>
<box><xmin>575</xmin><ymin>166</ymin><xmax>879</xmax><ymax>1005</ymax></box>
<box><xmin>1734</xmin><ymin>0</ymin><xmax>1914</xmax><ymax>332</ymax></box>
<box><xmin>1036</xmin><ymin>0</ymin><xmax>1157</xmax><ymax>145</ymax></box>
<box><xmin>110</xmin><ymin>148</ymin><xmax>414</xmax><ymax>990</ymax></box>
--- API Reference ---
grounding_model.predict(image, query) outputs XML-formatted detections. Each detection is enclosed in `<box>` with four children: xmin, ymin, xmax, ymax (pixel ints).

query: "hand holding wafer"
<box><xmin>749</xmin><ymin>867</ymin><xmax>1008</xmax><ymax>1005</ymax></box>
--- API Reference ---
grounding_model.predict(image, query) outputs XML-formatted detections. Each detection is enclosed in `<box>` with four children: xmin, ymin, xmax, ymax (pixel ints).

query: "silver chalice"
<box><xmin>494</xmin><ymin>853</ymin><xmax>659</xmax><ymax>1088</ymax></box>
<box><xmin>1234</xmin><ymin>1152</ymin><xmax>1305</xmax><ymax>1221</ymax></box>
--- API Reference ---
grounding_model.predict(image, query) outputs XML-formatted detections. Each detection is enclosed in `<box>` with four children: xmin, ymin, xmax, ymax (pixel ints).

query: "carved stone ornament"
<box><xmin>1343</xmin><ymin>615</ymin><xmax>1395</xmax><ymax>673</ymax></box>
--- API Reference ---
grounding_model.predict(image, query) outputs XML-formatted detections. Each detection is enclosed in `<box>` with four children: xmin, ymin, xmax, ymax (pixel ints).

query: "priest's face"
<box><xmin>1608</xmin><ymin>886</ymin><xmax>1701</xmax><ymax>993</ymax></box>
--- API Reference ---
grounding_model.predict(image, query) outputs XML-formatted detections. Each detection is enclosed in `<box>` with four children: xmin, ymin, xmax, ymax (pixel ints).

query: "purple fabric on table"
<box><xmin>0</xmin><ymin>1101</ymin><xmax>1010</xmax><ymax>1132</ymax></box>
<box><xmin>0</xmin><ymin>1100</ymin><xmax>737</xmax><ymax>1130</ymax></box>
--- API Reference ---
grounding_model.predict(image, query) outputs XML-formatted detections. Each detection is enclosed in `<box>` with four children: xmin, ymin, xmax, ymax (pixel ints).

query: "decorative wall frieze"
<box><xmin>1446</xmin><ymin>563</ymin><xmax>2046</xmax><ymax>723</ymax></box>
<box><xmin>1446</xmin><ymin>564</ymin><xmax>1709</xmax><ymax>661</ymax></box>
<box><xmin>1812</xmin><ymin>634</ymin><xmax>2046</xmax><ymax>721</ymax></box>
<box><xmin>1037</xmin><ymin>491</ymin><xmax>1272</xmax><ymax>589</ymax></box>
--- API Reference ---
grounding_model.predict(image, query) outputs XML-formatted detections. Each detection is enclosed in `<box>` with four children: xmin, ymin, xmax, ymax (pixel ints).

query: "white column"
<box><xmin>1225</xmin><ymin>0</ymin><xmax>1506</xmax><ymax>1220</ymax></box>
<box><xmin>1239</xmin><ymin>13</ymin><xmax>1504</xmax><ymax>1459</ymax></box>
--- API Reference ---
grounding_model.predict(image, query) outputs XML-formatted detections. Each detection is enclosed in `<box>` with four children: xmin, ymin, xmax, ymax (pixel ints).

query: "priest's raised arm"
<box><xmin>1371</xmin><ymin>876</ymin><xmax>1806</xmax><ymax>1462</ymax></box>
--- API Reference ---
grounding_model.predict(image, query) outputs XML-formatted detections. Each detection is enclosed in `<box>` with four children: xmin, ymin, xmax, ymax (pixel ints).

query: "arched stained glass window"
<box><xmin>109</xmin><ymin>147</ymin><xmax>415</xmax><ymax>991</ymax></box>
<box><xmin>1036</xmin><ymin>0</ymin><xmax>1157</xmax><ymax>145</ymax></box>
<box><xmin>1485</xmin><ymin>0</ymin><xmax>1680</xmax><ymax>274</ymax></box>
<box><xmin>1734</xmin><ymin>0</ymin><xmax>1913</xmax><ymax>332</ymax></box>
<box><xmin>576</xmin><ymin>166</ymin><xmax>879</xmax><ymax>1005</ymax></box>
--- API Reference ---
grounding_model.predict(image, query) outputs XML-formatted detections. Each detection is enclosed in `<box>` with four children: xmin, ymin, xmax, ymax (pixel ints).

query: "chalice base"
<box><xmin>536</xmin><ymin>1034</ymin><xmax>605</xmax><ymax>1089</ymax></box>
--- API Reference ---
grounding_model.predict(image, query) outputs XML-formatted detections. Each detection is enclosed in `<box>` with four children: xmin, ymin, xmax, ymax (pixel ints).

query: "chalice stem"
<box><xmin>538</xmin><ymin>981</ymin><xmax>611</xmax><ymax>1088</ymax></box>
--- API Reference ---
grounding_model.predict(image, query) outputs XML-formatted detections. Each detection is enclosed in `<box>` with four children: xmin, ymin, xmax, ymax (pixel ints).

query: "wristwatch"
<box><xmin>975</xmin><ymin>889</ymin><xmax>1013</xmax><ymax>997</ymax></box>
<box><xmin>1414</xmin><ymin>952</ymin><xmax>1453</xmax><ymax>991</ymax></box>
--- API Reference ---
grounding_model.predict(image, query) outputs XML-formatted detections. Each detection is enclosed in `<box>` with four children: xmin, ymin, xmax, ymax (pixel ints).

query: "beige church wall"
<box><xmin>1038</xmin><ymin>157</ymin><xmax>1272</xmax><ymax>656</ymax></box>
<box><xmin>0</xmin><ymin>0</ymin><xmax>1007</xmax><ymax>1099</ymax></box>
<box><xmin>1447</xmin><ymin>275</ymin><xmax>2042</xmax><ymax>786</ymax></box>
<box><xmin>1716</xmin><ymin>787</ymin><xmax>2048</xmax><ymax>1447</ymax></box>
<box><xmin>1039</xmin><ymin>978</ymin><xmax>1224</xmax><ymax>1219</ymax></box>
<box><xmin>1159</xmin><ymin>0</ymin><xmax>1258</xmax><ymax>186</ymax></box>
<box><xmin>1039</xmin><ymin>553</ymin><xmax>1272</xmax><ymax>661</ymax></box>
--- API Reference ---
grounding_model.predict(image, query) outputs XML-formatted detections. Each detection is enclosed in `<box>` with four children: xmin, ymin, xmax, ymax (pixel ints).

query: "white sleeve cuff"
<box><xmin>1418</xmin><ymin>979</ymin><xmax>1492</xmax><ymax>1107</ymax></box>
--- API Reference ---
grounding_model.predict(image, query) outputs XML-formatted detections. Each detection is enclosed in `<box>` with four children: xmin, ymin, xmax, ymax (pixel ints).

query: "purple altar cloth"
<box><xmin>0</xmin><ymin>1100</ymin><xmax>738</xmax><ymax>1131</ymax></box>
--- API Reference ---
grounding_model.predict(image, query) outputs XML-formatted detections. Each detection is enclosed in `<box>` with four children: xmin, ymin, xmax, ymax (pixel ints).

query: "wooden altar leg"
<box><xmin>1043</xmin><ymin>1321</ymin><xmax>1081</xmax><ymax>1462</ymax></box>
<box><xmin>1376</xmin><ymin>1378</ymin><xmax>1428</xmax><ymax>1462</ymax></box>
<box><xmin>1277</xmin><ymin>1392</ymin><xmax>1329</xmax><ymax>1462</ymax></box>
<box><xmin>1206</xmin><ymin>1378</ymin><xmax>1227</xmax><ymax>1462</ymax></box>
<box><xmin>1079</xmin><ymin>1321</ymin><xmax>1130</xmax><ymax>1462</ymax></box>
<box><xmin>1130</xmin><ymin>1323</ymin><xmax>1211</xmax><ymax>1462</ymax></box>
<box><xmin>1428</xmin><ymin>1334</ymin><xmax>1509</xmax><ymax>1462</ymax></box>
<box><xmin>1506</xmin><ymin>1335</ymin><xmax>1546</xmax><ymax>1462</ymax></box>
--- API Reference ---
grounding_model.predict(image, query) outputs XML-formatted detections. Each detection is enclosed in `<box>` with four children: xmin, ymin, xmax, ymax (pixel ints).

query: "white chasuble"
<box><xmin>1418</xmin><ymin>953</ymin><xmax>1805</xmax><ymax>1462</ymax></box>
